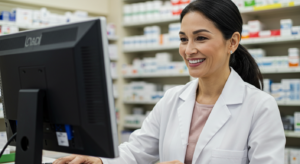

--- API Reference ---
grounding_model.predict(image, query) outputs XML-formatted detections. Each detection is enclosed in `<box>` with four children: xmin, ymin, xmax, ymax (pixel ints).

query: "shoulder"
<box><xmin>243</xmin><ymin>82</ymin><xmax>278</xmax><ymax>116</ymax></box>
<box><xmin>244</xmin><ymin>82</ymin><xmax>274</xmax><ymax>101</ymax></box>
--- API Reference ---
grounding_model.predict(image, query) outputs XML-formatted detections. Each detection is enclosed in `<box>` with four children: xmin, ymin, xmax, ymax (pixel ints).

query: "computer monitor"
<box><xmin>0</xmin><ymin>18</ymin><xmax>119</xmax><ymax>164</ymax></box>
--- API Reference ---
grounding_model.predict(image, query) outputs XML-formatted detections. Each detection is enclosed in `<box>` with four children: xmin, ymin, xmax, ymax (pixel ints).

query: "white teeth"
<box><xmin>189</xmin><ymin>59</ymin><xmax>205</xmax><ymax>64</ymax></box>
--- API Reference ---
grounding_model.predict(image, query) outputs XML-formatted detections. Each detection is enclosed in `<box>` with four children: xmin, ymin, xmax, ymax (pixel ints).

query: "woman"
<box><xmin>54</xmin><ymin>0</ymin><xmax>285</xmax><ymax>164</ymax></box>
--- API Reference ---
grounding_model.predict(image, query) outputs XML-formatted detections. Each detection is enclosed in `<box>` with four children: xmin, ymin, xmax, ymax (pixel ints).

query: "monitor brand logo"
<box><xmin>25</xmin><ymin>35</ymin><xmax>42</xmax><ymax>47</ymax></box>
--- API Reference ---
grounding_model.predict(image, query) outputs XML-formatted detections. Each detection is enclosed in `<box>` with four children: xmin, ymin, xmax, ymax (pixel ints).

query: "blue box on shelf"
<box><xmin>0</xmin><ymin>11</ymin><xmax>11</xmax><ymax>21</ymax></box>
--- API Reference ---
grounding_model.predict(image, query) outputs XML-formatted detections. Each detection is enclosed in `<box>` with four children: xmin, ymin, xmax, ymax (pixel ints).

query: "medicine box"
<box><xmin>294</xmin><ymin>112</ymin><xmax>300</xmax><ymax>131</ymax></box>
<box><xmin>281</xmin><ymin>19</ymin><xmax>293</xmax><ymax>36</ymax></box>
<box><xmin>14</xmin><ymin>8</ymin><xmax>33</xmax><ymax>25</ymax></box>
<box><xmin>244</xmin><ymin>0</ymin><xmax>255</xmax><ymax>6</ymax></box>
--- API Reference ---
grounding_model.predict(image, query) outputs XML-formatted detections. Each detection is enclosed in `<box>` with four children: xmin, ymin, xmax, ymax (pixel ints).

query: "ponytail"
<box><xmin>181</xmin><ymin>0</ymin><xmax>264</xmax><ymax>90</ymax></box>
<box><xmin>230</xmin><ymin>44</ymin><xmax>263</xmax><ymax>90</ymax></box>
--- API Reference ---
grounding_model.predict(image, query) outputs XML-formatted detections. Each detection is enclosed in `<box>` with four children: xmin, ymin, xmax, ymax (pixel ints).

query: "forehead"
<box><xmin>180</xmin><ymin>11</ymin><xmax>218</xmax><ymax>33</ymax></box>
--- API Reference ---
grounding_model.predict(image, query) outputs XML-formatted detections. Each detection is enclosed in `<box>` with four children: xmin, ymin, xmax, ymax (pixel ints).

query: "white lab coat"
<box><xmin>102</xmin><ymin>68</ymin><xmax>286</xmax><ymax>164</ymax></box>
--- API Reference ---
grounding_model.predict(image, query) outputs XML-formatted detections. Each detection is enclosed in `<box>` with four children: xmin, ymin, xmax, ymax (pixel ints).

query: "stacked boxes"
<box><xmin>122</xmin><ymin>52</ymin><xmax>188</xmax><ymax>76</ymax></box>
<box><xmin>284</xmin><ymin>148</ymin><xmax>300</xmax><ymax>164</ymax></box>
<box><xmin>242</xmin><ymin>19</ymin><xmax>300</xmax><ymax>39</ymax></box>
<box><xmin>123</xmin><ymin>23</ymin><xmax>181</xmax><ymax>48</ymax></box>
<box><xmin>123</xmin><ymin>0</ymin><xmax>191</xmax><ymax>23</ymax></box>
<box><xmin>123</xmin><ymin>82</ymin><xmax>177</xmax><ymax>102</ymax></box>
<box><xmin>263</xmin><ymin>79</ymin><xmax>300</xmax><ymax>102</ymax></box>
<box><xmin>232</xmin><ymin>0</ymin><xmax>300</xmax><ymax>8</ymax></box>
<box><xmin>0</xmin><ymin>8</ymin><xmax>89</xmax><ymax>28</ymax></box>
<box><xmin>249</xmin><ymin>48</ymin><xmax>300</xmax><ymax>70</ymax></box>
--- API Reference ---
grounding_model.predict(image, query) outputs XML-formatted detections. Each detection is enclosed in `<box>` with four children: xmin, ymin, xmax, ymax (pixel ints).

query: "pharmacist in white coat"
<box><xmin>54</xmin><ymin>0</ymin><xmax>285</xmax><ymax>164</ymax></box>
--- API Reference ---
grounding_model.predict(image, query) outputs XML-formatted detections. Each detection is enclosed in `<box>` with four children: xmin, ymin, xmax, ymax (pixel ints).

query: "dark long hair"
<box><xmin>180</xmin><ymin>0</ymin><xmax>263</xmax><ymax>90</ymax></box>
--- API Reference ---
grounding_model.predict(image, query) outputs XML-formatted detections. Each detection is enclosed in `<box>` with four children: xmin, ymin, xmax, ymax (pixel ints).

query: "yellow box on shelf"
<box><xmin>253</xmin><ymin>2</ymin><xmax>295</xmax><ymax>11</ymax></box>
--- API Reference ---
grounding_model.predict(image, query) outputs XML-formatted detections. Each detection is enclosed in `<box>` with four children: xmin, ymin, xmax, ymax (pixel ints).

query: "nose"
<box><xmin>185</xmin><ymin>41</ymin><xmax>197</xmax><ymax>57</ymax></box>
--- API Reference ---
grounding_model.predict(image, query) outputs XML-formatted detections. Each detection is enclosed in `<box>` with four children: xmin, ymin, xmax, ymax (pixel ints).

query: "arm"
<box><xmin>248</xmin><ymin>96</ymin><xmax>286</xmax><ymax>164</ymax></box>
<box><xmin>101</xmin><ymin>96</ymin><xmax>165</xmax><ymax>164</ymax></box>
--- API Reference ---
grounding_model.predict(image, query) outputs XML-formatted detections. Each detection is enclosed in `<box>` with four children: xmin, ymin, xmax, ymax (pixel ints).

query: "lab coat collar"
<box><xmin>179</xmin><ymin>68</ymin><xmax>245</xmax><ymax>105</ymax></box>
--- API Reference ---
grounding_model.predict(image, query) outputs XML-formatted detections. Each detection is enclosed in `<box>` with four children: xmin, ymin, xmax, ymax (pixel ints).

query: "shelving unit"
<box><xmin>285</xmin><ymin>131</ymin><xmax>300</xmax><ymax>138</ymax></box>
<box><xmin>123</xmin><ymin>1</ymin><xmax>300</xmax><ymax>28</ymax></box>
<box><xmin>120</xmin><ymin>1</ymin><xmax>300</xmax><ymax>153</ymax></box>
<box><xmin>123</xmin><ymin>73</ymin><xmax>189</xmax><ymax>78</ymax></box>
<box><xmin>123</xmin><ymin>123</ymin><xmax>143</xmax><ymax>129</ymax></box>
<box><xmin>108</xmin><ymin>35</ymin><xmax>118</xmax><ymax>41</ymax></box>
<box><xmin>260</xmin><ymin>67</ymin><xmax>300</xmax><ymax>74</ymax></box>
<box><xmin>123</xmin><ymin>36</ymin><xmax>300</xmax><ymax>53</ymax></box>
<box><xmin>123</xmin><ymin>16</ymin><xmax>180</xmax><ymax>27</ymax></box>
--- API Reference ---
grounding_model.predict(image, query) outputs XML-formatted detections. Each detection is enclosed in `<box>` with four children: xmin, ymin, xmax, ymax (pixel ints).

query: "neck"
<box><xmin>196</xmin><ymin>67</ymin><xmax>231</xmax><ymax>104</ymax></box>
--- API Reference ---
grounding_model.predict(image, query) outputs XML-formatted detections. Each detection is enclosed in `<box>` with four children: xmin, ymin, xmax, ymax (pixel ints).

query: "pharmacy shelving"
<box><xmin>277</xmin><ymin>101</ymin><xmax>300</xmax><ymax>106</ymax></box>
<box><xmin>285</xmin><ymin>131</ymin><xmax>300</xmax><ymax>138</ymax></box>
<box><xmin>110</xmin><ymin>58</ymin><xmax>118</xmax><ymax>61</ymax></box>
<box><xmin>123</xmin><ymin>2</ymin><xmax>300</xmax><ymax>27</ymax></box>
<box><xmin>123</xmin><ymin>16</ymin><xmax>180</xmax><ymax>27</ymax></box>
<box><xmin>123</xmin><ymin>123</ymin><xmax>142</xmax><ymax>129</ymax></box>
<box><xmin>120</xmin><ymin>0</ymin><xmax>300</xmax><ymax>147</ymax></box>
<box><xmin>123</xmin><ymin>73</ymin><xmax>190</xmax><ymax>78</ymax></box>
<box><xmin>0</xmin><ymin>20</ymin><xmax>41</xmax><ymax>30</ymax></box>
<box><xmin>123</xmin><ymin>44</ymin><xmax>180</xmax><ymax>53</ymax></box>
<box><xmin>123</xmin><ymin>36</ymin><xmax>300</xmax><ymax>53</ymax></box>
<box><xmin>108</xmin><ymin>36</ymin><xmax>118</xmax><ymax>41</ymax></box>
<box><xmin>239</xmin><ymin>1</ymin><xmax>300</xmax><ymax>13</ymax></box>
<box><xmin>260</xmin><ymin>67</ymin><xmax>300</xmax><ymax>74</ymax></box>
<box><xmin>240</xmin><ymin>35</ymin><xmax>300</xmax><ymax>45</ymax></box>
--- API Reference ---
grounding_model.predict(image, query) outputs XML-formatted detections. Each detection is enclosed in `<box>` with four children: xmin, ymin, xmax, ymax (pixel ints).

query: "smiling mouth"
<box><xmin>188</xmin><ymin>59</ymin><xmax>206</xmax><ymax>64</ymax></box>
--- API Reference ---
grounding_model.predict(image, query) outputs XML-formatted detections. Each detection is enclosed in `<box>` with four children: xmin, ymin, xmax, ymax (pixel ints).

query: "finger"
<box><xmin>53</xmin><ymin>155</ymin><xmax>77</xmax><ymax>164</ymax></box>
<box><xmin>68</xmin><ymin>156</ymin><xmax>87</xmax><ymax>164</ymax></box>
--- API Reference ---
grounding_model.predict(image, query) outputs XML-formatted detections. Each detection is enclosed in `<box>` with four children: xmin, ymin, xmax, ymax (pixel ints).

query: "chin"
<box><xmin>189</xmin><ymin>71</ymin><xmax>205</xmax><ymax>78</ymax></box>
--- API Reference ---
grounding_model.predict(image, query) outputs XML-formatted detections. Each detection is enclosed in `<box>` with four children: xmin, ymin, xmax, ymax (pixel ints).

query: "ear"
<box><xmin>229</xmin><ymin>32</ymin><xmax>240</xmax><ymax>54</ymax></box>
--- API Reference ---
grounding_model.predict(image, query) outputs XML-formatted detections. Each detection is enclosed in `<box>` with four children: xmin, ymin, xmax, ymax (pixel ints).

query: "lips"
<box><xmin>188</xmin><ymin>58</ymin><xmax>206</xmax><ymax>67</ymax></box>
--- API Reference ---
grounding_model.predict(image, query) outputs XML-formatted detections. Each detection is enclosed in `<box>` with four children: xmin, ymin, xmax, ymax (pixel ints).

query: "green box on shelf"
<box><xmin>0</xmin><ymin>153</ymin><xmax>15</xmax><ymax>163</ymax></box>
<box><xmin>244</xmin><ymin>0</ymin><xmax>255</xmax><ymax>6</ymax></box>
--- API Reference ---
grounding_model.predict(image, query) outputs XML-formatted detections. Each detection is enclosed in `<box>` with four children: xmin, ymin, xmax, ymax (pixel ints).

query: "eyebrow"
<box><xmin>179</xmin><ymin>29</ymin><xmax>212</xmax><ymax>35</ymax></box>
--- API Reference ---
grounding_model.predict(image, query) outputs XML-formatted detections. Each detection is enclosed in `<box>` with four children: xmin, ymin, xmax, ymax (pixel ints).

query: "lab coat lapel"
<box><xmin>192</xmin><ymin>68</ymin><xmax>245</xmax><ymax>164</ymax></box>
<box><xmin>192</xmin><ymin>95</ymin><xmax>231</xmax><ymax>164</ymax></box>
<box><xmin>177</xmin><ymin>79</ymin><xmax>199</xmax><ymax>162</ymax></box>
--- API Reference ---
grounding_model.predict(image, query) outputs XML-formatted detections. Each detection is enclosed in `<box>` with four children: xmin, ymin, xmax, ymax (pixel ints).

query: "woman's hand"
<box><xmin>158</xmin><ymin>160</ymin><xmax>184</xmax><ymax>164</ymax></box>
<box><xmin>53</xmin><ymin>155</ymin><xmax>103</xmax><ymax>164</ymax></box>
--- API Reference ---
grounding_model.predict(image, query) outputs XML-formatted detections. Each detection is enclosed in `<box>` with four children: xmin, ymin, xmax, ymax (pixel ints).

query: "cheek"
<box><xmin>201</xmin><ymin>40</ymin><xmax>226</xmax><ymax>62</ymax></box>
<box><xmin>179</xmin><ymin>45</ymin><xmax>186</xmax><ymax>59</ymax></box>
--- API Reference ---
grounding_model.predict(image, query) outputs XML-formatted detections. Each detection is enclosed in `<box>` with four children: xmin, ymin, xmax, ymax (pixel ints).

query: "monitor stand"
<box><xmin>15</xmin><ymin>89</ymin><xmax>45</xmax><ymax>164</ymax></box>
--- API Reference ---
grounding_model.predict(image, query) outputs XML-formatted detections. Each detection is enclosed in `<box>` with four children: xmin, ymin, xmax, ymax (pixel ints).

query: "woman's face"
<box><xmin>179</xmin><ymin>11</ymin><xmax>232</xmax><ymax>78</ymax></box>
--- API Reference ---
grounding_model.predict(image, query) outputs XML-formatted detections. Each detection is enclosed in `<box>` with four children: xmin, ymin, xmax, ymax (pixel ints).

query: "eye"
<box><xmin>180</xmin><ymin>38</ymin><xmax>188</xmax><ymax>42</ymax></box>
<box><xmin>196</xmin><ymin>36</ymin><xmax>207</xmax><ymax>41</ymax></box>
